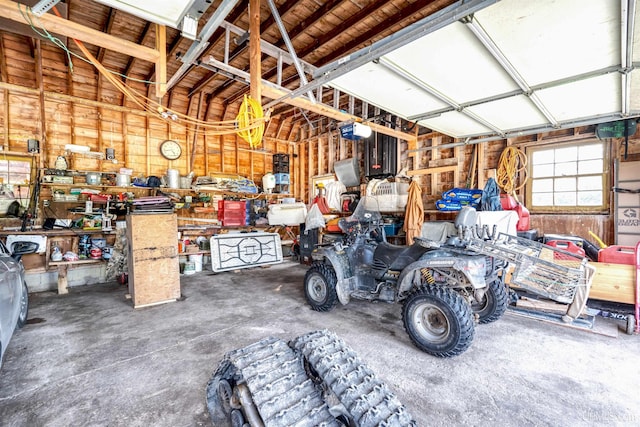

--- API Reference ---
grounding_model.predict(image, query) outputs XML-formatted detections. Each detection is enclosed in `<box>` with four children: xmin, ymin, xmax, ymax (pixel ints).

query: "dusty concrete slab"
<box><xmin>1</xmin><ymin>261</ymin><xmax>638</xmax><ymax>426</ymax></box>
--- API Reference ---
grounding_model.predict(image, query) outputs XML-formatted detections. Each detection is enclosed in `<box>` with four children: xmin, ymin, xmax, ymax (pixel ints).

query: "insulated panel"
<box><xmin>419</xmin><ymin>110</ymin><xmax>491</xmax><ymax>138</ymax></box>
<box><xmin>210</xmin><ymin>232</ymin><xmax>283</xmax><ymax>272</ymax></box>
<box><xmin>330</xmin><ymin>62</ymin><xmax>448</xmax><ymax>118</ymax></box>
<box><xmin>385</xmin><ymin>21</ymin><xmax>520</xmax><ymax>104</ymax></box>
<box><xmin>466</xmin><ymin>95</ymin><xmax>548</xmax><ymax>131</ymax></box>
<box><xmin>629</xmin><ymin>69</ymin><xmax>640</xmax><ymax>113</ymax></box>
<box><xmin>474</xmin><ymin>0</ymin><xmax>619</xmax><ymax>86</ymax></box>
<box><xmin>534</xmin><ymin>73</ymin><xmax>620</xmax><ymax>122</ymax></box>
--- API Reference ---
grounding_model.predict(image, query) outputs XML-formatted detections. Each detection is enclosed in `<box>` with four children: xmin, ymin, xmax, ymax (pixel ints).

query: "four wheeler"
<box><xmin>303</xmin><ymin>197</ymin><xmax>507</xmax><ymax>357</ymax></box>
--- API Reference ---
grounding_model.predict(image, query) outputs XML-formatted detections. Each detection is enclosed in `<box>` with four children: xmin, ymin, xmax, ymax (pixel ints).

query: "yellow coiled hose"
<box><xmin>236</xmin><ymin>95</ymin><xmax>265</xmax><ymax>148</ymax></box>
<box><xmin>497</xmin><ymin>146</ymin><xmax>528</xmax><ymax>201</ymax></box>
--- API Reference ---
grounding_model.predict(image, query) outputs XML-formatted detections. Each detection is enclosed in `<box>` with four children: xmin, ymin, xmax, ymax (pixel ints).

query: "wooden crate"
<box><xmin>589</xmin><ymin>261</ymin><xmax>635</xmax><ymax>305</ymax></box>
<box><xmin>126</xmin><ymin>213</ymin><xmax>180</xmax><ymax>308</ymax></box>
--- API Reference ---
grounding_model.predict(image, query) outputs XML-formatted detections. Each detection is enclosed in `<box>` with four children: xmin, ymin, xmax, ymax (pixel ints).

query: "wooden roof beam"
<box><xmin>262</xmin><ymin>84</ymin><xmax>417</xmax><ymax>143</ymax></box>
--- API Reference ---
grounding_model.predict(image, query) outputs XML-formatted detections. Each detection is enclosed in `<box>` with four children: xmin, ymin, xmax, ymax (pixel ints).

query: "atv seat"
<box><xmin>373</xmin><ymin>242</ymin><xmax>430</xmax><ymax>272</ymax></box>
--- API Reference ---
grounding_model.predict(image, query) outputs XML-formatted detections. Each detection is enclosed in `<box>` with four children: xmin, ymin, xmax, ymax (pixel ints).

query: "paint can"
<box><xmin>183</xmin><ymin>261</ymin><xmax>196</xmax><ymax>275</ymax></box>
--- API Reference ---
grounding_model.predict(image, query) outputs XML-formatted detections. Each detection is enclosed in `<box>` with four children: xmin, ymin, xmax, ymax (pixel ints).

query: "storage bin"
<box><xmin>218</xmin><ymin>200</ymin><xmax>247</xmax><ymax>227</ymax></box>
<box><xmin>373</xmin><ymin>182</ymin><xmax>409</xmax><ymax>211</ymax></box>
<box><xmin>267</xmin><ymin>202</ymin><xmax>307</xmax><ymax>225</ymax></box>
<box><xmin>274</xmin><ymin>173</ymin><xmax>290</xmax><ymax>185</ymax></box>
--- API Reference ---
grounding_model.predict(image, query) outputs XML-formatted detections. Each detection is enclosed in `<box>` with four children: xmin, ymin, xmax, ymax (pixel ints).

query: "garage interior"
<box><xmin>0</xmin><ymin>0</ymin><xmax>639</xmax><ymax>425</ymax></box>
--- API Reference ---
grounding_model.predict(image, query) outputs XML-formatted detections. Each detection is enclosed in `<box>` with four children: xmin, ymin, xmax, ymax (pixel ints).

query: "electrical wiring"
<box><xmin>21</xmin><ymin>4</ymin><xmax>269</xmax><ymax>139</ymax></box>
<box><xmin>496</xmin><ymin>146</ymin><xmax>528</xmax><ymax>199</ymax></box>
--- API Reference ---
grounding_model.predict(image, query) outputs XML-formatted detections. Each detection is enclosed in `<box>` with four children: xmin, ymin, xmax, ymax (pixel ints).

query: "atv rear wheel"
<box><xmin>304</xmin><ymin>263</ymin><xmax>339</xmax><ymax>312</ymax></box>
<box><xmin>402</xmin><ymin>285</ymin><xmax>475</xmax><ymax>357</ymax></box>
<box><xmin>472</xmin><ymin>279</ymin><xmax>508</xmax><ymax>324</ymax></box>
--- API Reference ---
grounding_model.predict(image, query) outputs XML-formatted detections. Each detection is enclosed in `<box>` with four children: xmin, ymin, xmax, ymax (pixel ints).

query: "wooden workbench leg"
<box><xmin>58</xmin><ymin>265</ymin><xmax>69</xmax><ymax>295</ymax></box>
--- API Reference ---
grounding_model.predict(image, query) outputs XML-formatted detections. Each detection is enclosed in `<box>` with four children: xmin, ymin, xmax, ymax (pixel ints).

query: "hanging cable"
<box><xmin>496</xmin><ymin>146</ymin><xmax>527</xmax><ymax>200</ymax></box>
<box><xmin>26</xmin><ymin>4</ymin><xmax>268</xmax><ymax>139</ymax></box>
<box><xmin>236</xmin><ymin>95</ymin><xmax>265</xmax><ymax>148</ymax></box>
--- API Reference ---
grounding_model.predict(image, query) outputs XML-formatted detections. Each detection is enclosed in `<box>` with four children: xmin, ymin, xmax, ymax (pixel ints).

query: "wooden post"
<box><xmin>35</xmin><ymin>40</ymin><xmax>47</xmax><ymax>169</ymax></box>
<box><xmin>249</xmin><ymin>0</ymin><xmax>261</xmax><ymax>102</ymax></box>
<box><xmin>155</xmin><ymin>24</ymin><xmax>167</xmax><ymax>98</ymax></box>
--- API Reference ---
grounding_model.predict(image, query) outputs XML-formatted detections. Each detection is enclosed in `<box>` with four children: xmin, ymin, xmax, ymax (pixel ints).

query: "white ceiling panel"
<box><xmin>466</xmin><ymin>95</ymin><xmax>548</xmax><ymax>131</ymax></box>
<box><xmin>331</xmin><ymin>62</ymin><xmax>448</xmax><ymax>118</ymax></box>
<box><xmin>630</xmin><ymin>69</ymin><xmax>640</xmax><ymax>112</ymax></box>
<box><xmin>534</xmin><ymin>73</ymin><xmax>621</xmax><ymax>122</ymax></box>
<box><xmin>384</xmin><ymin>21</ymin><xmax>519</xmax><ymax>104</ymax></box>
<box><xmin>419</xmin><ymin>111</ymin><xmax>492</xmax><ymax>138</ymax></box>
<box><xmin>326</xmin><ymin>0</ymin><xmax>636</xmax><ymax>140</ymax></box>
<box><xmin>474</xmin><ymin>0</ymin><xmax>619</xmax><ymax>86</ymax></box>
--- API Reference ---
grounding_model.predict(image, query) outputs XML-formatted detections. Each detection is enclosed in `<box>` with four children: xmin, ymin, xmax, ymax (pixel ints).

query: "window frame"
<box><xmin>0</xmin><ymin>155</ymin><xmax>34</xmax><ymax>218</ymax></box>
<box><xmin>525</xmin><ymin>139</ymin><xmax>610</xmax><ymax>214</ymax></box>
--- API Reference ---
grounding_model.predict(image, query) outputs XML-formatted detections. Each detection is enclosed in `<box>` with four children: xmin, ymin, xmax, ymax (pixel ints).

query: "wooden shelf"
<box><xmin>49</xmin><ymin>259</ymin><xmax>104</xmax><ymax>267</ymax></box>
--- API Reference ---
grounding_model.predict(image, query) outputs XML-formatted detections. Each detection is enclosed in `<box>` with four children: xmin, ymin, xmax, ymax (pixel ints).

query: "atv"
<box><xmin>303</xmin><ymin>196</ymin><xmax>508</xmax><ymax>357</ymax></box>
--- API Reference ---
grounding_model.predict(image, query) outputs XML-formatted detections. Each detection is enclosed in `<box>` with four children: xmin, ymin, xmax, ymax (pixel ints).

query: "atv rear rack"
<box><xmin>466</xmin><ymin>233</ymin><xmax>591</xmax><ymax>304</ymax></box>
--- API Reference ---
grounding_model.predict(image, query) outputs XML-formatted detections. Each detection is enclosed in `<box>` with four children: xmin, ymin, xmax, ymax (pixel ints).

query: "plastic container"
<box><xmin>86</xmin><ymin>172</ymin><xmax>101</xmax><ymax>185</ymax></box>
<box><xmin>183</xmin><ymin>261</ymin><xmax>196</xmax><ymax>275</ymax></box>
<box><xmin>188</xmin><ymin>254</ymin><xmax>203</xmax><ymax>272</ymax></box>
<box><xmin>547</xmin><ymin>240</ymin><xmax>586</xmax><ymax>258</ymax></box>
<box><xmin>218</xmin><ymin>200</ymin><xmax>247</xmax><ymax>226</ymax></box>
<box><xmin>267</xmin><ymin>202</ymin><xmax>307</xmax><ymax>226</ymax></box>
<box><xmin>442</xmin><ymin>188</ymin><xmax>483</xmax><ymax>202</ymax></box>
<box><xmin>598</xmin><ymin>245</ymin><xmax>636</xmax><ymax>265</ymax></box>
<box><xmin>274</xmin><ymin>173</ymin><xmax>290</xmax><ymax>185</ymax></box>
<box><xmin>167</xmin><ymin>169</ymin><xmax>180</xmax><ymax>189</ymax></box>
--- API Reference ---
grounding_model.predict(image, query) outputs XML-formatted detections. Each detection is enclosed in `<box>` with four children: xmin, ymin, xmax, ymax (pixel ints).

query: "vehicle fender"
<box><xmin>397</xmin><ymin>256</ymin><xmax>486</xmax><ymax>295</ymax></box>
<box><xmin>314</xmin><ymin>248</ymin><xmax>353</xmax><ymax>305</ymax></box>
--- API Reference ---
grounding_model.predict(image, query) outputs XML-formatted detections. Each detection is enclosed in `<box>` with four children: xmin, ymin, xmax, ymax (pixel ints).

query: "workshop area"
<box><xmin>0</xmin><ymin>0</ymin><xmax>639</xmax><ymax>426</ymax></box>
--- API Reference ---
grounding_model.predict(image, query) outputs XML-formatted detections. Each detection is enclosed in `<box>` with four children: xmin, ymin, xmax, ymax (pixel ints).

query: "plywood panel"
<box><xmin>126</xmin><ymin>213</ymin><xmax>180</xmax><ymax>308</ymax></box>
<box><xmin>589</xmin><ymin>261</ymin><xmax>635</xmax><ymax>305</ymax></box>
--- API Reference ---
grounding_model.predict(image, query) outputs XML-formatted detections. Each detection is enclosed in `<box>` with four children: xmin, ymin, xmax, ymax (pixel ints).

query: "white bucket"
<box><xmin>183</xmin><ymin>261</ymin><xmax>196</xmax><ymax>275</ymax></box>
<box><xmin>188</xmin><ymin>254</ymin><xmax>203</xmax><ymax>272</ymax></box>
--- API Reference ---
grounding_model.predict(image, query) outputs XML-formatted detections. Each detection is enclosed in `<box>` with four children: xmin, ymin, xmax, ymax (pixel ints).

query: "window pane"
<box><xmin>532</xmin><ymin>193</ymin><xmax>553</xmax><ymax>206</ymax></box>
<box><xmin>532</xmin><ymin>164</ymin><xmax>554</xmax><ymax>178</ymax></box>
<box><xmin>555</xmin><ymin>146</ymin><xmax>578</xmax><ymax>161</ymax></box>
<box><xmin>532</xmin><ymin>178</ymin><xmax>553</xmax><ymax>192</ymax></box>
<box><xmin>578</xmin><ymin>176</ymin><xmax>602</xmax><ymax>191</ymax></box>
<box><xmin>555</xmin><ymin>161</ymin><xmax>577</xmax><ymax>176</ymax></box>
<box><xmin>578</xmin><ymin>191</ymin><xmax>603</xmax><ymax>206</ymax></box>
<box><xmin>578</xmin><ymin>159</ymin><xmax>603</xmax><ymax>175</ymax></box>
<box><xmin>532</xmin><ymin>149</ymin><xmax>554</xmax><ymax>165</ymax></box>
<box><xmin>554</xmin><ymin>192</ymin><xmax>576</xmax><ymax>206</ymax></box>
<box><xmin>554</xmin><ymin>177</ymin><xmax>576</xmax><ymax>192</ymax></box>
<box><xmin>578</xmin><ymin>144</ymin><xmax>603</xmax><ymax>160</ymax></box>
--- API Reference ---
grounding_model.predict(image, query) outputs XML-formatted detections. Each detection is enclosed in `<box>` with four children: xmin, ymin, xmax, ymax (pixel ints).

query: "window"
<box><xmin>527</xmin><ymin>141</ymin><xmax>607</xmax><ymax>212</ymax></box>
<box><xmin>0</xmin><ymin>157</ymin><xmax>32</xmax><ymax>216</ymax></box>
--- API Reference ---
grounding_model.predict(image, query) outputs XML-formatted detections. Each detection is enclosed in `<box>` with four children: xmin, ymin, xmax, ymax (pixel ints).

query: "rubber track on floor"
<box><xmin>209</xmin><ymin>336</ymin><xmax>340</xmax><ymax>427</ymax></box>
<box><xmin>291</xmin><ymin>330</ymin><xmax>416</xmax><ymax>427</ymax></box>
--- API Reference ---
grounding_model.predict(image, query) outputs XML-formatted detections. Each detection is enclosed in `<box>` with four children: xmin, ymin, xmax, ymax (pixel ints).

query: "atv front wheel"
<box><xmin>304</xmin><ymin>263</ymin><xmax>339</xmax><ymax>312</ymax></box>
<box><xmin>402</xmin><ymin>285</ymin><xmax>475</xmax><ymax>357</ymax></box>
<box><xmin>472</xmin><ymin>279</ymin><xmax>508</xmax><ymax>324</ymax></box>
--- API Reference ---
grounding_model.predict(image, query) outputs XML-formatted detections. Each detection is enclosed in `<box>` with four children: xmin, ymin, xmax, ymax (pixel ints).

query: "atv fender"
<box><xmin>397</xmin><ymin>256</ymin><xmax>486</xmax><ymax>296</ymax></box>
<box><xmin>314</xmin><ymin>247</ymin><xmax>353</xmax><ymax>305</ymax></box>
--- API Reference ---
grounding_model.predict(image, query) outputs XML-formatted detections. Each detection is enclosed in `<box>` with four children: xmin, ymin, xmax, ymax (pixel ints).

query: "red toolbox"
<box><xmin>598</xmin><ymin>245</ymin><xmax>636</xmax><ymax>265</ymax></box>
<box><xmin>218</xmin><ymin>200</ymin><xmax>246</xmax><ymax>227</ymax></box>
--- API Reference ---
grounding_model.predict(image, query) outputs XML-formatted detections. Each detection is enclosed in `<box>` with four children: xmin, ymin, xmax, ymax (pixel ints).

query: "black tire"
<box><xmin>472</xmin><ymin>279</ymin><xmax>508</xmax><ymax>324</ymax></box>
<box><xmin>626</xmin><ymin>314</ymin><xmax>636</xmax><ymax>335</ymax></box>
<box><xmin>304</xmin><ymin>263</ymin><xmax>339</xmax><ymax>312</ymax></box>
<box><xmin>402</xmin><ymin>285</ymin><xmax>475</xmax><ymax>357</ymax></box>
<box><xmin>17</xmin><ymin>281</ymin><xmax>29</xmax><ymax>328</ymax></box>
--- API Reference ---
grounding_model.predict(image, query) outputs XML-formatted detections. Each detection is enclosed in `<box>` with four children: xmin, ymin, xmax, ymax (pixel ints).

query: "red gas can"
<box><xmin>547</xmin><ymin>240</ymin><xmax>586</xmax><ymax>258</ymax></box>
<box><xmin>598</xmin><ymin>245</ymin><xmax>636</xmax><ymax>265</ymax></box>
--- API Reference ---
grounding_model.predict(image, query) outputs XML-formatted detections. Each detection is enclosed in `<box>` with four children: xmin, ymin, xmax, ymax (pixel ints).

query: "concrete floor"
<box><xmin>0</xmin><ymin>260</ymin><xmax>638</xmax><ymax>426</ymax></box>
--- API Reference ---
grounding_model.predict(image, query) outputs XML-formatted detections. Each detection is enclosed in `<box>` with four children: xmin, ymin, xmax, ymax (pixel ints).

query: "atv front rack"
<box><xmin>466</xmin><ymin>233</ymin><xmax>591</xmax><ymax>304</ymax></box>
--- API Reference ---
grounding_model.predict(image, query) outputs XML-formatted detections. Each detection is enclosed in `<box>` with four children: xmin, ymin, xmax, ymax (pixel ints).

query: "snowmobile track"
<box><xmin>206</xmin><ymin>336</ymin><xmax>340</xmax><ymax>427</ymax></box>
<box><xmin>291</xmin><ymin>330</ymin><xmax>416</xmax><ymax>427</ymax></box>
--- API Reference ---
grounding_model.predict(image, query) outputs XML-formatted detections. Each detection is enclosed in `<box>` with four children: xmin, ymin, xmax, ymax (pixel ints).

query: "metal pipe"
<box><xmin>267</xmin><ymin>0</ymin><xmax>316</xmax><ymax>103</ymax></box>
<box><xmin>237</xmin><ymin>384</ymin><xmax>264</xmax><ymax>427</ymax></box>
